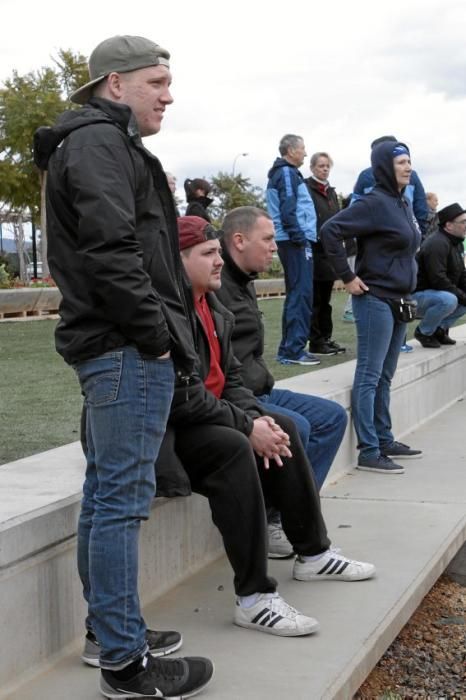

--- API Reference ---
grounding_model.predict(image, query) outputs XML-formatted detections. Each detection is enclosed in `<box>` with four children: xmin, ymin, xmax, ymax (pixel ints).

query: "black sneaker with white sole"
<box><xmin>100</xmin><ymin>653</ymin><xmax>214</xmax><ymax>699</ymax></box>
<box><xmin>83</xmin><ymin>629</ymin><xmax>182</xmax><ymax>668</ymax></box>
<box><xmin>356</xmin><ymin>454</ymin><xmax>405</xmax><ymax>474</ymax></box>
<box><xmin>380</xmin><ymin>441</ymin><xmax>422</xmax><ymax>459</ymax></box>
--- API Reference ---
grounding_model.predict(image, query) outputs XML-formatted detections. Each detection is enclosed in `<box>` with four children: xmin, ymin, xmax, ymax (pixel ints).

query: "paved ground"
<box><xmin>4</xmin><ymin>395</ymin><xmax>465</xmax><ymax>700</ymax></box>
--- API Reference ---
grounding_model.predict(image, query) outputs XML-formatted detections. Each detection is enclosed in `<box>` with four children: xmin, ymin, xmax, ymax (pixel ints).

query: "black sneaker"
<box><xmin>434</xmin><ymin>327</ymin><xmax>456</xmax><ymax>345</ymax></box>
<box><xmin>414</xmin><ymin>325</ymin><xmax>441</xmax><ymax>348</ymax></box>
<box><xmin>326</xmin><ymin>339</ymin><xmax>346</xmax><ymax>354</ymax></box>
<box><xmin>356</xmin><ymin>454</ymin><xmax>404</xmax><ymax>474</ymax></box>
<box><xmin>83</xmin><ymin>629</ymin><xmax>182</xmax><ymax>668</ymax></box>
<box><xmin>100</xmin><ymin>653</ymin><xmax>214</xmax><ymax>699</ymax></box>
<box><xmin>308</xmin><ymin>342</ymin><xmax>337</xmax><ymax>356</ymax></box>
<box><xmin>380</xmin><ymin>441</ymin><xmax>422</xmax><ymax>459</ymax></box>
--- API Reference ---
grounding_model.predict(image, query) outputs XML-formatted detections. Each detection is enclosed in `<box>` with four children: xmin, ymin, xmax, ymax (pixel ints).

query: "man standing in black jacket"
<box><xmin>413</xmin><ymin>202</ymin><xmax>466</xmax><ymax>348</ymax></box>
<box><xmin>33</xmin><ymin>35</ymin><xmax>213</xmax><ymax>700</ymax></box>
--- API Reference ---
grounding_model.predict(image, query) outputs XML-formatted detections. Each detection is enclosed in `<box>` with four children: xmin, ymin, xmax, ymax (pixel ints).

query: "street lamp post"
<box><xmin>232</xmin><ymin>152</ymin><xmax>249</xmax><ymax>176</ymax></box>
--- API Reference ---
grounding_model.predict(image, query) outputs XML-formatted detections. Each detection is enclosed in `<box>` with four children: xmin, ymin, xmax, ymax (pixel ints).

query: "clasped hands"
<box><xmin>249</xmin><ymin>415</ymin><xmax>292</xmax><ymax>469</ymax></box>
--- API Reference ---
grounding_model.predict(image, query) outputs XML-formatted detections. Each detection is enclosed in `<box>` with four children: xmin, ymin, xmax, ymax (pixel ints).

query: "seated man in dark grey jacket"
<box><xmin>413</xmin><ymin>202</ymin><xmax>466</xmax><ymax>348</ymax></box>
<box><xmin>215</xmin><ymin>206</ymin><xmax>347</xmax><ymax>556</ymax></box>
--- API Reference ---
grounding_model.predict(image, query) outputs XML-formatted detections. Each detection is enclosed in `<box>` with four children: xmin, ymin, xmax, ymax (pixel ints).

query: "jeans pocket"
<box><xmin>75</xmin><ymin>351</ymin><xmax>123</xmax><ymax>406</ymax></box>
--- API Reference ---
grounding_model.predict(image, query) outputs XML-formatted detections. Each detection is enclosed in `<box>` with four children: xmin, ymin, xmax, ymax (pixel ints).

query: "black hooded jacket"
<box><xmin>320</xmin><ymin>141</ymin><xmax>421</xmax><ymax>298</ymax></box>
<box><xmin>33</xmin><ymin>98</ymin><xmax>196</xmax><ymax>372</ymax></box>
<box><xmin>416</xmin><ymin>228</ymin><xmax>466</xmax><ymax>306</ymax></box>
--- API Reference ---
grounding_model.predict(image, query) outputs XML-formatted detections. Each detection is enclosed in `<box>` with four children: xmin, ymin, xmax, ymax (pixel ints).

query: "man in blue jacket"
<box><xmin>266</xmin><ymin>134</ymin><xmax>320</xmax><ymax>366</ymax></box>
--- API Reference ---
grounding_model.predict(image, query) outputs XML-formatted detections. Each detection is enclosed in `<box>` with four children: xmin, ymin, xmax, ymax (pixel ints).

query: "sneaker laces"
<box><xmin>263</xmin><ymin>593</ymin><xmax>299</xmax><ymax>621</ymax></box>
<box><xmin>146</xmin><ymin>655</ymin><xmax>185</xmax><ymax>682</ymax></box>
<box><xmin>268</xmin><ymin>522</ymin><xmax>285</xmax><ymax>540</ymax></box>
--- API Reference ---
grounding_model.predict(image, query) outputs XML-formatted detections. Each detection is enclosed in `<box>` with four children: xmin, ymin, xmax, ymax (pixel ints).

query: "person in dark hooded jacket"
<box><xmin>184</xmin><ymin>177</ymin><xmax>213</xmax><ymax>222</ymax></box>
<box><xmin>320</xmin><ymin>141</ymin><xmax>422</xmax><ymax>475</ymax></box>
<box><xmin>33</xmin><ymin>35</ymin><xmax>213</xmax><ymax>700</ymax></box>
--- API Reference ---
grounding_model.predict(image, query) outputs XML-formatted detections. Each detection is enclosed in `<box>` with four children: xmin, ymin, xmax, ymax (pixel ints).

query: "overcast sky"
<box><xmin>2</xmin><ymin>0</ymin><xmax>466</xmax><ymax>210</ymax></box>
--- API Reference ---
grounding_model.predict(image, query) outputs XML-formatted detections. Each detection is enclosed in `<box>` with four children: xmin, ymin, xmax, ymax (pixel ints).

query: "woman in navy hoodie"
<box><xmin>320</xmin><ymin>141</ymin><xmax>422</xmax><ymax>474</ymax></box>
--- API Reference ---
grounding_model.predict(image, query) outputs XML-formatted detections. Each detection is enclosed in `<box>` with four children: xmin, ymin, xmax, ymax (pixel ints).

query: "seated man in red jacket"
<box><xmin>163</xmin><ymin>215</ymin><xmax>375</xmax><ymax>638</ymax></box>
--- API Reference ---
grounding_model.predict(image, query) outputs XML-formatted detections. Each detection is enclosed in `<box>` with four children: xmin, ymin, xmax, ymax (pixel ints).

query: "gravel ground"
<box><xmin>355</xmin><ymin>575</ymin><xmax>466</xmax><ymax>699</ymax></box>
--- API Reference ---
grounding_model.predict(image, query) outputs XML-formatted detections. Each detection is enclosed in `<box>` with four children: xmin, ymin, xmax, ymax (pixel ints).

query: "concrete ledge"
<box><xmin>0</xmin><ymin>324</ymin><xmax>465</xmax><ymax>695</ymax></box>
<box><xmin>0</xmin><ymin>287</ymin><xmax>60</xmax><ymax>315</ymax></box>
<box><xmin>0</xmin><ymin>446</ymin><xmax>223</xmax><ymax>691</ymax></box>
<box><xmin>279</xmin><ymin>324</ymin><xmax>466</xmax><ymax>483</ymax></box>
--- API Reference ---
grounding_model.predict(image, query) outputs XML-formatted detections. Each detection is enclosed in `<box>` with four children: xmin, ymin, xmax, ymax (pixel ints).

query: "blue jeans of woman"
<box><xmin>352</xmin><ymin>294</ymin><xmax>407</xmax><ymax>459</ymax></box>
<box><xmin>75</xmin><ymin>346</ymin><xmax>174</xmax><ymax>669</ymax></box>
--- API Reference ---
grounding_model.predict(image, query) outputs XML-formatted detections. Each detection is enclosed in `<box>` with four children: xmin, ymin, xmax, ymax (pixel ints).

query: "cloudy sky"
<box><xmin>2</xmin><ymin>0</ymin><xmax>466</xmax><ymax>210</ymax></box>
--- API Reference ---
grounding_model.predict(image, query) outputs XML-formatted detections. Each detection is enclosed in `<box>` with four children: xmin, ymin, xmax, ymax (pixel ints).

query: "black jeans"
<box><xmin>174</xmin><ymin>412</ymin><xmax>330</xmax><ymax>596</ymax></box>
<box><xmin>310</xmin><ymin>279</ymin><xmax>334</xmax><ymax>346</ymax></box>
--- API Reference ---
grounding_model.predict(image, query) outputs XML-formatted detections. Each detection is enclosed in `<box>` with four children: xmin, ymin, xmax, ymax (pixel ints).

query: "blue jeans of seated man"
<box><xmin>352</xmin><ymin>294</ymin><xmax>407</xmax><ymax>459</ymax></box>
<box><xmin>258</xmin><ymin>388</ymin><xmax>347</xmax><ymax>489</ymax></box>
<box><xmin>276</xmin><ymin>241</ymin><xmax>313</xmax><ymax>359</ymax></box>
<box><xmin>75</xmin><ymin>346</ymin><xmax>174</xmax><ymax>670</ymax></box>
<box><xmin>413</xmin><ymin>289</ymin><xmax>466</xmax><ymax>335</ymax></box>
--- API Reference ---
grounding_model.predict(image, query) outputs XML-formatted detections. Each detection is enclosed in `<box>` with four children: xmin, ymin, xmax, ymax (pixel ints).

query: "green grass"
<box><xmin>0</xmin><ymin>319</ymin><xmax>82</xmax><ymax>464</ymax></box>
<box><xmin>0</xmin><ymin>290</ymin><xmax>422</xmax><ymax>464</ymax></box>
<box><xmin>260</xmin><ymin>291</ymin><xmax>357</xmax><ymax>380</ymax></box>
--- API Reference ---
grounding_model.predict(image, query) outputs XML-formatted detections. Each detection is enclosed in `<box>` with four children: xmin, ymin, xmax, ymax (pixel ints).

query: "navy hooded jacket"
<box><xmin>320</xmin><ymin>141</ymin><xmax>421</xmax><ymax>299</ymax></box>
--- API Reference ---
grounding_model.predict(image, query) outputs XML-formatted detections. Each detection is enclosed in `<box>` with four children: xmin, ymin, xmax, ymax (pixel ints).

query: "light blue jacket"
<box><xmin>266</xmin><ymin>157</ymin><xmax>317</xmax><ymax>245</ymax></box>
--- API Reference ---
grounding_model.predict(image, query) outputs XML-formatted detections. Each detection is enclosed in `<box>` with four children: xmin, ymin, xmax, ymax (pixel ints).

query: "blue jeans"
<box><xmin>276</xmin><ymin>241</ymin><xmax>313</xmax><ymax>359</ymax></box>
<box><xmin>75</xmin><ymin>346</ymin><xmax>174</xmax><ymax>669</ymax></box>
<box><xmin>413</xmin><ymin>289</ymin><xmax>466</xmax><ymax>335</ymax></box>
<box><xmin>258</xmin><ymin>388</ymin><xmax>347</xmax><ymax>489</ymax></box>
<box><xmin>352</xmin><ymin>294</ymin><xmax>407</xmax><ymax>459</ymax></box>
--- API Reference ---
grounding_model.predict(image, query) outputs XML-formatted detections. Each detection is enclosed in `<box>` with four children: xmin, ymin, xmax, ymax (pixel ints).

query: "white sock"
<box><xmin>300</xmin><ymin>548</ymin><xmax>330</xmax><ymax>562</ymax></box>
<box><xmin>237</xmin><ymin>592</ymin><xmax>262</xmax><ymax>608</ymax></box>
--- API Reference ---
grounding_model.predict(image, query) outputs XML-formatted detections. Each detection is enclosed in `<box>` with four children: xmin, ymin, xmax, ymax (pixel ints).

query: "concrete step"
<box><xmin>3</xmin><ymin>396</ymin><xmax>465</xmax><ymax>700</ymax></box>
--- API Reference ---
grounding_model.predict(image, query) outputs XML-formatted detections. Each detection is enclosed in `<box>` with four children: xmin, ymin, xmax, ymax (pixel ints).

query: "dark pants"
<box><xmin>174</xmin><ymin>412</ymin><xmax>330</xmax><ymax>596</ymax></box>
<box><xmin>276</xmin><ymin>241</ymin><xmax>313</xmax><ymax>359</ymax></box>
<box><xmin>310</xmin><ymin>279</ymin><xmax>334</xmax><ymax>346</ymax></box>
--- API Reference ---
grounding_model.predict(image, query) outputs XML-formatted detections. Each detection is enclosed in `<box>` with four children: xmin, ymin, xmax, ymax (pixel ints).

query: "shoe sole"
<box><xmin>268</xmin><ymin>550</ymin><xmax>295</xmax><ymax>559</ymax></box>
<box><xmin>380</xmin><ymin>453</ymin><xmax>422</xmax><ymax>460</ymax></box>
<box><xmin>84</xmin><ymin>639</ymin><xmax>183</xmax><ymax>668</ymax></box>
<box><xmin>293</xmin><ymin>567</ymin><xmax>376</xmax><ymax>582</ymax></box>
<box><xmin>99</xmin><ymin>664</ymin><xmax>214</xmax><ymax>699</ymax></box>
<box><xmin>356</xmin><ymin>465</ymin><xmax>405</xmax><ymax>474</ymax></box>
<box><xmin>308</xmin><ymin>351</ymin><xmax>337</xmax><ymax>356</ymax></box>
<box><xmin>286</xmin><ymin>360</ymin><xmax>321</xmax><ymax>366</ymax></box>
<box><xmin>234</xmin><ymin>619</ymin><xmax>319</xmax><ymax>637</ymax></box>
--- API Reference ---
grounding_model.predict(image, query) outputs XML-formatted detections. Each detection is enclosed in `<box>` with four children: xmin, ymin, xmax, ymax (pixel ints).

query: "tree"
<box><xmin>0</xmin><ymin>49</ymin><xmax>88</xmax><ymax>277</ymax></box>
<box><xmin>208</xmin><ymin>172</ymin><xmax>266</xmax><ymax>225</ymax></box>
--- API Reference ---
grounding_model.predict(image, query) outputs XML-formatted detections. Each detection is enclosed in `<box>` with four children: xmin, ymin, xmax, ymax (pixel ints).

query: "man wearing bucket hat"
<box><xmin>413</xmin><ymin>202</ymin><xmax>466</xmax><ymax>348</ymax></box>
<box><xmin>33</xmin><ymin>36</ymin><xmax>213</xmax><ymax>699</ymax></box>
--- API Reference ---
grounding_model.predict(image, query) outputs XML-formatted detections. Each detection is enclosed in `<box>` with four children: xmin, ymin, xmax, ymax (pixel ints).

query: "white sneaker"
<box><xmin>234</xmin><ymin>592</ymin><xmax>319</xmax><ymax>636</ymax></box>
<box><xmin>268</xmin><ymin>521</ymin><xmax>294</xmax><ymax>559</ymax></box>
<box><xmin>293</xmin><ymin>550</ymin><xmax>376</xmax><ymax>582</ymax></box>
